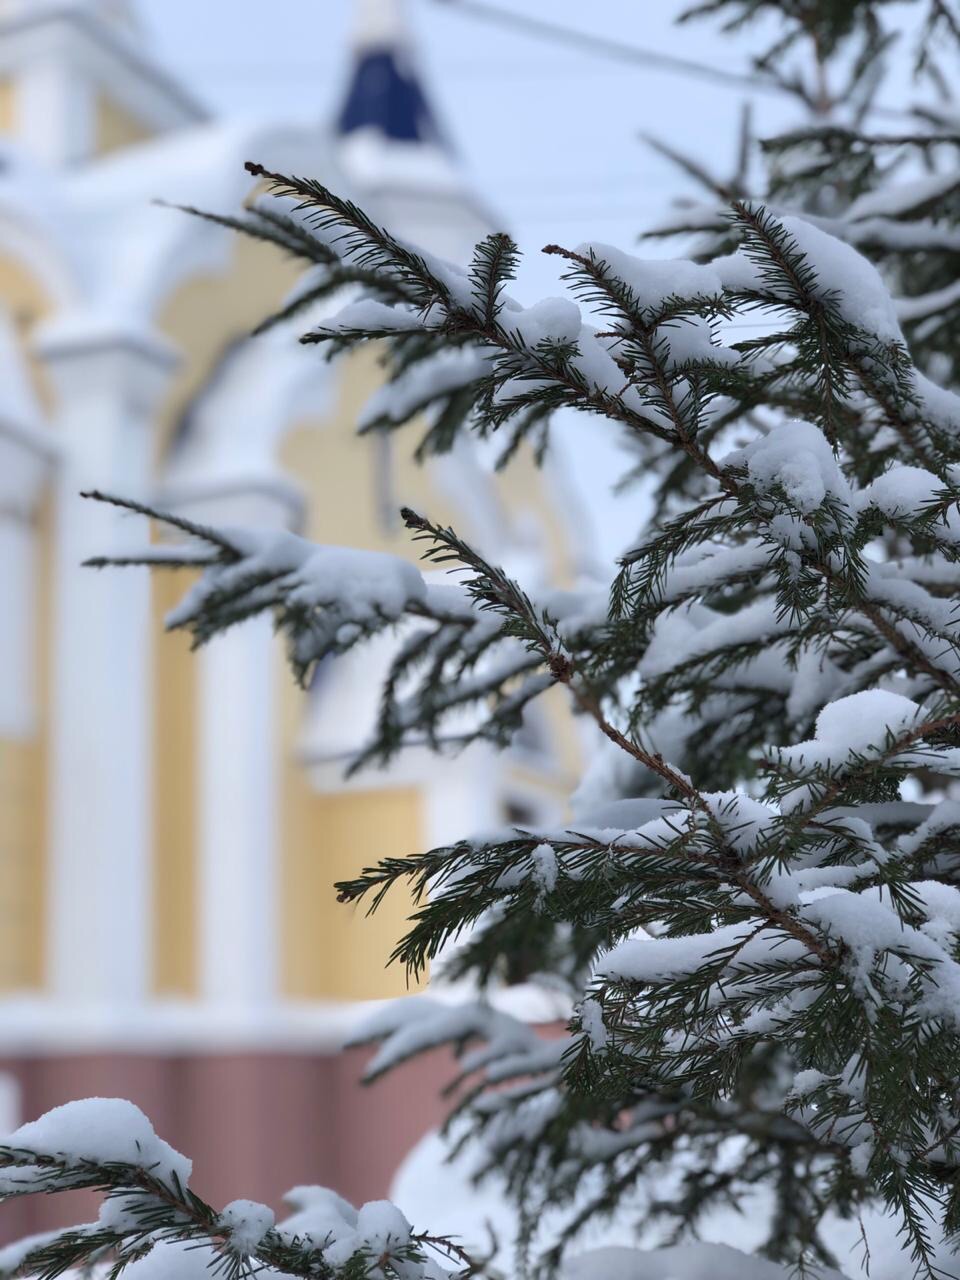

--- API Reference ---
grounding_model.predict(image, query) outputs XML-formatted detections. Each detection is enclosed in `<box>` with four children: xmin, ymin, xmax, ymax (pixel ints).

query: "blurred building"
<box><xmin>0</xmin><ymin>0</ymin><xmax>581</xmax><ymax>1233</ymax></box>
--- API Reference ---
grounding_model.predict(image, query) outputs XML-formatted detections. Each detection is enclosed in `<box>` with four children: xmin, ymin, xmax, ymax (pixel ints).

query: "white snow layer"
<box><xmin>777</xmin><ymin>215</ymin><xmax>903</xmax><ymax>342</ymax></box>
<box><xmin>219</xmin><ymin>1199</ymin><xmax>276</xmax><ymax>1252</ymax></box>
<box><xmin>6</xmin><ymin>1098</ymin><xmax>192</xmax><ymax>1189</ymax></box>
<box><xmin>714</xmin><ymin>212</ymin><xmax>904</xmax><ymax>342</ymax></box>
<box><xmin>278</xmin><ymin>1184</ymin><xmax>451</xmax><ymax>1277</ymax></box>
<box><xmin>562</xmin><ymin>1242</ymin><xmax>844</xmax><ymax>1280</ymax></box>
<box><xmin>724</xmin><ymin>419</ymin><xmax>849</xmax><ymax>513</ymax></box>
<box><xmin>776</xmin><ymin>690</ymin><xmax>923</xmax><ymax>771</ymax></box>
<box><xmin>165</xmin><ymin>528</ymin><xmax>426</xmax><ymax>630</ymax></box>
<box><xmin>575</xmin><ymin>243</ymin><xmax>723</xmax><ymax>313</ymax></box>
<box><xmin>1</xmin><ymin>1095</ymin><xmax>455</xmax><ymax>1277</ymax></box>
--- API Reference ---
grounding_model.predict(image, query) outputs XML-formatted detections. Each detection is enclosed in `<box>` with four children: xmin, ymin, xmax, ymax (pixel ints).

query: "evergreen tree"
<box><xmin>4</xmin><ymin>3</ymin><xmax>960</xmax><ymax>1278</ymax></box>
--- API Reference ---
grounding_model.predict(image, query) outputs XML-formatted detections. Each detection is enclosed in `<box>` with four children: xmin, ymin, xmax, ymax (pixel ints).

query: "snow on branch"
<box><xmin>71</xmin><ymin>104</ymin><xmax>960</xmax><ymax>1276</ymax></box>
<box><xmin>0</xmin><ymin>1099</ymin><xmax>472</xmax><ymax>1280</ymax></box>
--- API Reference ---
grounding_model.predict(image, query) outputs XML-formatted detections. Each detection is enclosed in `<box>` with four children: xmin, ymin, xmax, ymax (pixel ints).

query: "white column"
<box><xmin>0</xmin><ymin>426</ymin><xmax>54</xmax><ymax>739</ymax></box>
<box><xmin>17</xmin><ymin>56</ymin><xmax>93</xmax><ymax>166</ymax></box>
<box><xmin>169</xmin><ymin>485</ymin><xmax>298</xmax><ymax>1012</ymax></box>
<box><xmin>0</xmin><ymin>517</ymin><xmax>39</xmax><ymax>738</ymax></box>
<box><xmin>37</xmin><ymin>328</ymin><xmax>176</xmax><ymax>1009</ymax></box>
<box><xmin>197</xmin><ymin>618</ymin><xmax>278</xmax><ymax>1007</ymax></box>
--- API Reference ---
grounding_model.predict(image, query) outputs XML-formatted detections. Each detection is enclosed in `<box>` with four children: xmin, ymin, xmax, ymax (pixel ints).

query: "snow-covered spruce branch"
<box><xmin>60</xmin><ymin>88</ymin><xmax>960</xmax><ymax>1278</ymax></box>
<box><xmin>337</xmin><ymin>704</ymin><xmax>960</xmax><ymax>1250</ymax></box>
<box><xmin>346</xmin><ymin>996</ymin><xmax>850</xmax><ymax>1274</ymax></box>
<box><xmin>240</xmin><ymin>166</ymin><xmax>960</xmax><ymax>695</ymax></box>
<box><xmin>0</xmin><ymin>1100</ymin><xmax>475</xmax><ymax>1280</ymax></box>
<box><xmin>244</xmin><ymin>162</ymin><xmax>744</xmax><ymax>468</ymax></box>
<box><xmin>82</xmin><ymin>492</ymin><xmax>575</xmax><ymax>767</ymax></box>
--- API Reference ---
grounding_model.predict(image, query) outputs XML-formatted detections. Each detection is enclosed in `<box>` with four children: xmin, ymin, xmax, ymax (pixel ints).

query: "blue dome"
<box><xmin>337</xmin><ymin>48</ymin><xmax>441</xmax><ymax>144</ymax></box>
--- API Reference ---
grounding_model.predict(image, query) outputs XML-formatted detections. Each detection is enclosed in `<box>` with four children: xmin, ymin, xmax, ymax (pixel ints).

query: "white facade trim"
<box><xmin>0</xmin><ymin>979</ymin><xmax>571</xmax><ymax>1053</ymax></box>
<box><xmin>197</xmin><ymin>621</ymin><xmax>279</xmax><ymax>1010</ymax></box>
<box><xmin>0</xmin><ymin>214</ymin><xmax>77</xmax><ymax>310</ymax></box>
<box><xmin>0</xmin><ymin>519</ymin><xmax>38</xmax><ymax>737</ymax></box>
<box><xmin>40</xmin><ymin>334</ymin><xmax>174</xmax><ymax>1006</ymax></box>
<box><xmin>0</xmin><ymin>8</ymin><xmax>205</xmax><ymax>164</ymax></box>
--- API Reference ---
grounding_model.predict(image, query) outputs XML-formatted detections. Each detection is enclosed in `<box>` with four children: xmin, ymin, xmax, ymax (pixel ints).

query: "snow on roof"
<box><xmin>337</xmin><ymin>127</ymin><xmax>464</xmax><ymax>195</ymax></box>
<box><xmin>350</xmin><ymin>0</ymin><xmax>408</xmax><ymax>49</ymax></box>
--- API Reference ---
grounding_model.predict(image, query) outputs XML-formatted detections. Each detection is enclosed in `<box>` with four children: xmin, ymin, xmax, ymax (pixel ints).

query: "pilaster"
<box><xmin>36</xmin><ymin>321</ymin><xmax>176</xmax><ymax>1008</ymax></box>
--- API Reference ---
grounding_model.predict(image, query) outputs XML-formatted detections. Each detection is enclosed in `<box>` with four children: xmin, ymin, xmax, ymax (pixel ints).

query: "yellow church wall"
<box><xmin>486</xmin><ymin>449</ymin><xmax>584</xmax><ymax>789</ymax></box>
<box><xmin>151</xmin><ymin>233</ymin><xmax>581</xmax><ymax>1002</ymax></box>
<box><xmin>0</xmin><ymin>258</ymin><xmax>55</xmax><ymax>993</ymax></box>
<box><xmin>0</xmin><ymin>253</ymin><xmax>54</xmax><ymax>330</ymax></box>
<box><xmin>155</xmin><ymin>233</ymin><xmax>303</xmax><ymax>459</ymax></box>
<box><xmin>0</xmin><ymin>739</ymin><xmax>45</xmax><ymax>988</ymax></box>
<box><xmin>95</xmin><ymin>94</ymin><xmax>155</xmax><ymax>156</ymax></box>
<box><xmin>281</xmin><ymin>344</ymin><xmax>467</xmax><ymax>557</ymax></box>
<box><xmin>0</xmin><ymin>494</ymin><xmax>53</xmax><ymax>992</ymax></box>
<box><xmin>496</xmin><ymin>449</ymin><xmax>579</xmax><ymax>588</ymax></box>
<box><xmin>275</xmin><ymin>348</ymin><xmax>585</xmax><ymax>993</ymax></box>
<box><xmin>280</xmin><ymin>780</ymin><xmax>424</xmax><ymax>1001</ymax></box>
<box><xmin>0</xmin><ymin>255</ymin><xmax>56</xmax><ymax>411</ymax></box>
<box><xmin>150</xmin><ymin>562</ymin><xmax>199</xmax><ymax>996</ymax></box>
<box><xmin>0</xmin><ymin>80</ymin><xmax>15</xmax><ymax>134</ymax></box>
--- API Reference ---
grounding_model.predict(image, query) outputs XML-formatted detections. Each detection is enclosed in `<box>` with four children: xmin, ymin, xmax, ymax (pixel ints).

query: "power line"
<box><xmin>427</xmin><ymin>0</ymin><xmax>783</xmax><ymax>95</ymax></box>
<box><xmin>426</xmin><ymin>0</ymin><xmax>910</xmax><ymax>121</ymax></box>
<box><xmin>183</xmin><ymin>56</ymin><xmax>720</xmax><ymax>81</ymax></box>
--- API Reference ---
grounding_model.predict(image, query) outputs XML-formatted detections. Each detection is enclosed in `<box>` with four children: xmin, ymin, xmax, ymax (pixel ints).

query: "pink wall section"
<box><xmin>0</xmin><ymin>1043</ymin><xmax>457</xmax><ymax>1243</ymax></box>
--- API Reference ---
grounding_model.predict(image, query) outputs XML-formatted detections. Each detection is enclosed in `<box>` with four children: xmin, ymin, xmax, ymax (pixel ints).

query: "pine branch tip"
<box><xmin>401</xmin><ymin>507</ymin><xmax>427</xmax><ymax>530</ymax></box>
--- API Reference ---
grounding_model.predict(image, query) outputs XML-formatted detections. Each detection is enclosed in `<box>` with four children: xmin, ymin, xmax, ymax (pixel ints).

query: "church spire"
<box><xmin>334</xmin><ymin>0</ymin><xmax>493</xmax><ymax>265</ymax></box>
<box><xmin>336</xmin><ymin>0</ymin><xmax>444</xmax><ymax>146</ymax></box>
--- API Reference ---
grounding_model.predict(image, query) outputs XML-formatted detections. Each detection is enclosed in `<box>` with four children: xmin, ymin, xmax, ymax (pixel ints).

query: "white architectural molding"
<box><xmin>0</xmin><ymin>426</ymin><xmax>56</xmax><ymax>737</ymax></box>
<box><xmin>0</xmin><ymin>5</ymin><xmax>205</xmax><ymax>164</ymax></box>
<box><xmin>160</xmin><ymin>310</ymin><xmax>333</xmax><ymax>518</ymax></box>
<box><xmin>0</xmin><ymin>0</ymin><xmax>585</xmax><ymax>1034</ymax></box>
<box><xmin>0</xmin><ymin>313</ymin><xmax>57</xmax><ymax>739</ymax></box>
<box><xmin>67</xmin><ymin>121</ymin><xmax>329</xmax><ymax>323</ymax></box>
<box><xmin>38</xmin><ymin>326</ymin><xmax>176</xmax><ymax>1008</ymax></box>
<box><xmin>0</xmin><ymin>519</ymin><xmax>39</xmax><ymax>737</ymax></box>
<box><xmin>0</xmin><ymin>193</ymin><xmax>78</xmax><ymax>309</ymax></box>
